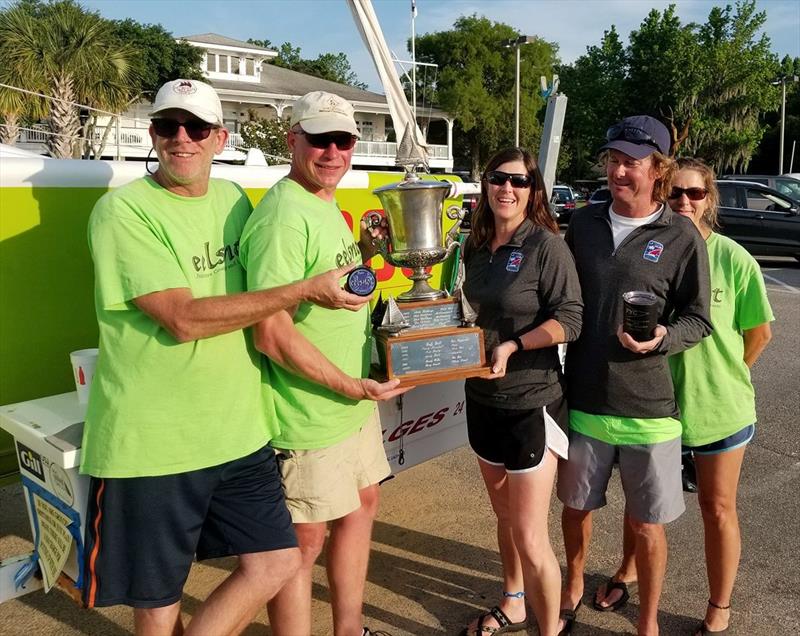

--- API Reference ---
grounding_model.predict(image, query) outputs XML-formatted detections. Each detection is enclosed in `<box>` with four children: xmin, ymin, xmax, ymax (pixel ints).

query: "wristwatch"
<box><xmin>511</xmin><ymin>336</ymin><xmax>524</xmax><ymax>352</ymax></box>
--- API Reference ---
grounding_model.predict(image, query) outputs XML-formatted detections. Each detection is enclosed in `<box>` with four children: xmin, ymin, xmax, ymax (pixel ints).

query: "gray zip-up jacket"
<box><xmin>565</xmin><ymin>202</ymin><xmax>712</xmax><ymax>419</ymax></box>
<box><xmin>463</xmin><ymin>218</ymin><xmax>583</xmax><ymax>409</ymax></box>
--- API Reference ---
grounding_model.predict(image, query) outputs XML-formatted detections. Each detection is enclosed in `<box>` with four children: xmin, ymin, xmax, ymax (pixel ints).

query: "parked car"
<box><xmin>460</xmin><ymin>191</ymin><xmax>479</xmax><ymax>230</ymax></box>
<box><xmin>716</xmin><ymin>180</ymin><xmax>800</xmax><ymax>260</ymax></box>
<box><xmin>588</xmin><ymin>187</ymin><xmax>612</xmax><ymax>206</ymax></box>
<box><xmin>551</xmin><ymin>185</ymin><xmax>577</xmax><ymax>223</ymax></box>
<box><xmin>720</xmin><ymin>174</ymin><xmax>800</xmax><ymax>203</ymax></box>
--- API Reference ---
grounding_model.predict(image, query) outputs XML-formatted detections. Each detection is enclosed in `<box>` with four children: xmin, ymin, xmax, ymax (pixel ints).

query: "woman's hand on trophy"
<box><xmin>305</xmin><ymin>263</ymin><xmax>373</xmax><ymax>311</ymax></box>
<box><xmin>486</xmin><ymin>341</ymin><xmax>517</xmax><ymax>379</ymax></box>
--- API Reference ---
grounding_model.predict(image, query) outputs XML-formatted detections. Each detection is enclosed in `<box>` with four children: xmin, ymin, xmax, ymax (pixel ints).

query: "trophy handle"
<box><xmin>365</xmin><ymin>212</ymin><xmax>391</xmax><ymax>260</ymax></box>
<box><xmin>444</xmin><ymin>204</ymin><xmax>465</xmax><ymax>257</ymax></box>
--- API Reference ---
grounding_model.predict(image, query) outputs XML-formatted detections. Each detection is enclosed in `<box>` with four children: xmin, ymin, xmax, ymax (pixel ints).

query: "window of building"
<box><xmin>246</xmin><ymin>58</ymin><xmax>255</xmax><ymax>75</ymax></box>
<box><xmin>207</xmin><ymin>54</ymin><xmax>217</xmax><ymax>72</ymax></box>
<box><xmin>356</xmin><ymin>119</ymin><xmax>374</xmax><ymax>141</ymax></box>
<box><xmin>231</xmin><ymin>56</ymin><xmax>240</xmax><ymax>74</ymax></box>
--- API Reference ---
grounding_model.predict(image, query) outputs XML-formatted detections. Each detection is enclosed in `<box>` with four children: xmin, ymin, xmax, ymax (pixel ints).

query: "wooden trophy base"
<box><xmin>371</xmin><ymin>323</ymin><xmax>492</xmax><ymax>387</ymax></box>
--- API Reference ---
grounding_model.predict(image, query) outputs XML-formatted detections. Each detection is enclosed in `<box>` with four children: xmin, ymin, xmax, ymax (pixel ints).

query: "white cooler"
<box><xmin>0</xmin><ymin>392</ymin><xmax>89</xmax><ymax>600</ymax></box>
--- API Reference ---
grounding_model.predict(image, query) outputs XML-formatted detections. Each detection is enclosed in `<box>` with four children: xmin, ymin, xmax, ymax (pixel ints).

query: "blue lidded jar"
<box><xmin>344</xmin><ymin>265</ymin><xmax>377</xmax><ymax>296</ymax></box>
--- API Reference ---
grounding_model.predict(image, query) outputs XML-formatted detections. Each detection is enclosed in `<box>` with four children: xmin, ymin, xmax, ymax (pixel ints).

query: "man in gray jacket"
<box><xmin>555</xmin><ymin>115</ymin><xmax>712</xmax><ymax>636</ymax></box>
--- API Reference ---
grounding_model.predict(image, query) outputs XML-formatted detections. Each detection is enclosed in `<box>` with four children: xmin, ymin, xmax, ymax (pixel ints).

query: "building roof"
<box><xmin>180</xmin><ymin>33</ymin><xmax>275</xmax><ymax>53</ymax></box>
<box><xmin>212</xmin><ymin>63</ymin><xmax>388</xmax><ymax>105</ymax></box>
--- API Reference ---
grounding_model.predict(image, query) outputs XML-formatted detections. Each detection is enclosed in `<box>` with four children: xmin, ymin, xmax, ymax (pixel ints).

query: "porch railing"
<box><xmin>15</xmin><ymin>126</ymin><xmax>449</xmax><ymax>162</ymax></box>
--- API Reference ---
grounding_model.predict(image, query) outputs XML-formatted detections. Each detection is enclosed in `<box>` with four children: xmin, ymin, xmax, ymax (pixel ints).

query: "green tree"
<box><xmin>412</xmin><ymin>15</ymin><xmax>559</xmax><ymax>177</ymax></box>
<box><xmin>248</xmin><ymin>38</ymin><xmax>367</xmax><ymax>89</ymax></box>
<box><xmin>557</xmin><ymin>0</ymin><xmax>782</xmax><ymax>179</ymax></box>
<box><xmin>109</xmin><ymin>19</ymin><xmax>204</xmax><ymax>99</ymax></box>
<box><xmin>749</xmin><ymin>55</ymin><xmax>800</xmax><ymax>174</ymax></box>
<box><xmin>625</xmin><ymin>6</ymin><xmax>703</xmax><ymax>154</ymax></box>
<box><xmin>239</xmin><ymin>115</ymin><xmax>291</xmax><ymax>165</ymax></box>
<box><xmin>686</xmin><ymin>1</ymin><xmax>780</xmax><ymax>171</ymax></box>
<box><xmin>0</xmin><ymin>0</ymin><xmax>48</xmax><ymax>144</ymax></box>
<box><xmin>0</xmin><ymin>0</ymin><xmax>136</xmax><ymax>158</ymax></box>
<box><xmin>557</xmin><ymin>26</ymin><xmax>627</xmax><ymax>181</ymax></box>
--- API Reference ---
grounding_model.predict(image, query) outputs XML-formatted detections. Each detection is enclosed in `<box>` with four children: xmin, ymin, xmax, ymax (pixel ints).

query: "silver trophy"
<box><xmin>370</xmin><ymin>172</ymin><xmax>464</xmax><ymax>302</ymax></box>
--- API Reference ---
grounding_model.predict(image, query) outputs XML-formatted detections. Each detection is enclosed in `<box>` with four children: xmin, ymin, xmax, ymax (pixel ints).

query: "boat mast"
<box><xmin>411</xmin><ymin>0</ymin><xmax>417</xmax><ymax>122</ymax></box>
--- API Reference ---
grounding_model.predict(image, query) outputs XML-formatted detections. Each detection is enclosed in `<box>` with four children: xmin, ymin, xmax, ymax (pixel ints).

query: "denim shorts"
<box><xmin>684</xmin><ymin>423</ymin><xmax>755</xmax><ymax>456</ymax></box>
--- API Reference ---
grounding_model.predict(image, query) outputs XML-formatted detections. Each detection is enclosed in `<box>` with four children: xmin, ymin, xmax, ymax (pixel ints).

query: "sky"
<box><xmin>69</xmin><ymin>0</ymin><xmax>800</xmax><ymax>93</ymax></box>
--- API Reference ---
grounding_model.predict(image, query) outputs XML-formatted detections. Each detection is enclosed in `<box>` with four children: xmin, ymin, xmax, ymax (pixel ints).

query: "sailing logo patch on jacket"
<box><xmin>643</xmin><ymin>240</ymin><xmax>664</xmax><ymax>263</ymax></box>
<box><xmin>506</xmin><ymin>251</ymin><xmax>524</xmax><ymax>272</ymax></box>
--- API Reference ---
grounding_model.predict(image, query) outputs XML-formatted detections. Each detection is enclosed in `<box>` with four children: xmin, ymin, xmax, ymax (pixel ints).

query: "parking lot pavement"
<box><xmin>1</xmin><ymin>260</ymin><xmax>798</xmax><ymax>636</ymax></box>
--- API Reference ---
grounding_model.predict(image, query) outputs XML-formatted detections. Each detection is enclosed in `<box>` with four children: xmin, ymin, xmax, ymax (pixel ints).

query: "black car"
<box><xmin>588</xmin><ymin>187</ymin><xmax>612</xmax><ymax>206</ymax></box>
<box><xmin>720</xmin><ymin>174</ymin><xmax>800</xmax><ymax>203</ymax></box>
<box><xmin>716</xmin><ymin>180</ymin><xmax>800</xmax><ymax>260</ymax></box>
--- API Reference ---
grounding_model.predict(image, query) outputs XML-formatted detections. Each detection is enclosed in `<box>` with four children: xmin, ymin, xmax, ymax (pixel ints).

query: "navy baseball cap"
<box><xmin>600</xmin><ymin>115</ymin><xmax>670</xmax><ymax>159</ymax></box>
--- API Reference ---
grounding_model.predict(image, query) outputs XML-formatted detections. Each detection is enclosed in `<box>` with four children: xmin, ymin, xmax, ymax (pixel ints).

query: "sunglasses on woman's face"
<box><xmin>485</xmin><ymin>170</ymin><xmax>532</xmax><ymax>188</ymax></box>
<box><xmin>295</xmin><ymin>130</ymin><xmax>358</xmax><ymax>150</ymax></box>
<box><xmin>151</xmin><ymin>118</ymin><xmax>216</xmax><ymax>141</ymax></box>
<box><xmin>668</xmin><ymin>186</ymin><xmax>707</xmax><ymax>201</ymax></box>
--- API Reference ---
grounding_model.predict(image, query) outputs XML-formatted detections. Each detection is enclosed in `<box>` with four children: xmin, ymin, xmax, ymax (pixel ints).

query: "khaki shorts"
<box><xmin>273</xmin><ymin>408</ymin><xmax>391</xmax><ymax>523</ymax></box>
<box><xmin>556</xmin><ymin>430</ymin><xmax>685</xmax><ymax>524</ymax></box>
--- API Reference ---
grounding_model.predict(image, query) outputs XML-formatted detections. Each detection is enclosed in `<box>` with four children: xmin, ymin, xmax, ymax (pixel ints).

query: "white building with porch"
<box><xmin>17</xmin><ymin>33</ymin><xmax>455</xmax><ymax>171</ymax></box>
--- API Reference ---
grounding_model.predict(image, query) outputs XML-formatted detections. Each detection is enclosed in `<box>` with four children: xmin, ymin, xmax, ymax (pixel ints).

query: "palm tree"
<box><xmin>0</xmin><ymin>6</ymin><xmax>46</xmax><ymax>145</ymax></box>
<box><xmin>0</xmin><ymin>1</ymin><xmax>136</xmax><ymax>158</ymax></box>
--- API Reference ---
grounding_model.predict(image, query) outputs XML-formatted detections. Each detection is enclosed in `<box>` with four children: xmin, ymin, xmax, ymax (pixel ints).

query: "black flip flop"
<box><xmin>459</xmin><ymin>605</ymin><xmax>527</xmax><ymax>635</ymax></box>
<box><xmin>592</xmin><ymin>578</ymin><xmax>633</xmax><ymax>612</ymax></box>
<box><xmin>557</xmin><ymin>602</ymin><xmax>580</xmax><ymax>636</ymax></box>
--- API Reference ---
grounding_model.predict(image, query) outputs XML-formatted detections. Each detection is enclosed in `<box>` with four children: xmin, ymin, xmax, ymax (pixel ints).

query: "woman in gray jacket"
<box><xmin>459</xmin><ymin>147</ymin><xmax>583</xmax><ymax>636</ymax></box>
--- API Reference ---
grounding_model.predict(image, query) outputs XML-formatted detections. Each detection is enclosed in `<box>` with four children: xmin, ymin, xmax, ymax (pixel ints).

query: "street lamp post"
<box><xmin>504</xmin><ymin>35</ymin><xmax>536</xmax><ymax>147</ymax></box>
<box><xmin>772</xmin><ymin>74</ymin><xmax>799</xmax><ymax>175</ymax></box>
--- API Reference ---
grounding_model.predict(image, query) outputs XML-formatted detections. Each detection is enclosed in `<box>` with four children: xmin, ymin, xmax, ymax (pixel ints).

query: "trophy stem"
<box><xmin>397</xmin><ymin>267</ymin><xmax>446</xmax><ymax>301</ymax></box>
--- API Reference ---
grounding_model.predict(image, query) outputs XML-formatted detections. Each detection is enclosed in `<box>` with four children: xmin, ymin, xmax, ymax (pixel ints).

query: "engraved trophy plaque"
<box><xmin>369</xmin><ymin>171</ymin><xmax>491</xmax><ymax>387</ymax></box>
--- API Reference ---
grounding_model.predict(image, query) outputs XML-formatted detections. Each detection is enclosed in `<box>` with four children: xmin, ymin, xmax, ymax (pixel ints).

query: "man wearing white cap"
<box><xmin>240</xmin><ymin>91</ymin><xmax>405</xmax><ymax>636</ymax></box>
<box><xmin>81</xmin><ymin>80</ymin><xmax>374</xmax><ymax>636</ymax></box>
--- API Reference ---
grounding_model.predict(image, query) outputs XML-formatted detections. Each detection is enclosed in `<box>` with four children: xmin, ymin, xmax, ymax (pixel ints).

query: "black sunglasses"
<box><xmin>151</xmin><ymin>118</ymin><xmax>216</xmax><ymax>141</ymax></box>
<box><xmin>606</xmin><ymin>123</ymin><xmax>660</xmax><ymax>149</ymax></box>
<box><xmin>296</xmin><ymin>130</ymin><xmax>357</xmax><ymax>150</ymax></box>
<box><xmin>485</xmin><ymin>170</ymin><xmax>532</xmax><ymax>188</ymax></box>
<box><xmin>668</xmin><ymin>186</ymin><xmax>708</xmax><ymax>201</ymax></box>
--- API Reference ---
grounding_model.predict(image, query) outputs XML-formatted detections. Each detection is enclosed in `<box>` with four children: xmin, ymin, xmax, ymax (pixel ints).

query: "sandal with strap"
<box><xmin>592</xmin><ymin>577</ymin><xmax>635</xmax><ymax>612</ymax></box>
<box><xmin>459</xmin><ymin>605</ymin><xmax>528</xmax><ymax>635</ymax></box>
<box><xmin>557</xmin><ymin>601</ymin><xmax>581</xmax><ymax>636</ymax></box>
<box><xmin>694</xmin><ymin>600</ymin><xmax>731</xmax><ymax>635</ymax></box>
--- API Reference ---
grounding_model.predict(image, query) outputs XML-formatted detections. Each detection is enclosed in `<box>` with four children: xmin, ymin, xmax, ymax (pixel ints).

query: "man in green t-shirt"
<box><xmin>81</xmin><ymin>80</ymin><xmax>373</xmax><ymax>636</ymax></box>
<box><xmin>240</xmin><ymin>91</ymin><xmax>407</xmax><ymax>636</ymax></box>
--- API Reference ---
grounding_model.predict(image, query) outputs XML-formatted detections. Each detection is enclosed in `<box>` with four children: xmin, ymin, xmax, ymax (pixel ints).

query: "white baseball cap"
<box><xmin>149</xmin><ymin>79</ymin><xmax>223</xmax><ymax>126</ymax></box>
<box><xmin>290</xmin><ymin>91</ymin><xmax>360</xmax><ymax>137</ymax></box>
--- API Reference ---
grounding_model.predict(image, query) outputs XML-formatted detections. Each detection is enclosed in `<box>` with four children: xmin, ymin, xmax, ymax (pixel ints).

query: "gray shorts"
<box><xmin>556</xmin><ymin>430</ymin><xmax>685</xmax><ymax>524</ymax></box>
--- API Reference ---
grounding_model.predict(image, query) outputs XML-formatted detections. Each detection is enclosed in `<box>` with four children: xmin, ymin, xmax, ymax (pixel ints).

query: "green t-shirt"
<box><xmin>240</xmin><ymin>177</ymin><xmax>373</xmax><ymax>450</ymax></box>
<box><xmin>569</xmin><ymin>409</ymin><xmax>681</xmax><ymax>445</ymax></box>
<box><xmin>81</xmin><ymin>177</ymin><xmax>274</xmax><ymax>477</ymax></box>
<box><xmin>669</xmin><ymin>233</ymin><xmax>774</xmax><ymax>446</ymax></box>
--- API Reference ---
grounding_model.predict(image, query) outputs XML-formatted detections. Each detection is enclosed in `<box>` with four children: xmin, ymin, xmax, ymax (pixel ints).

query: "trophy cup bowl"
<box><xmin>371</xmin><ymin>175</ymin><xmax>463</xmax><ymax>302</ymax></box>
<box><xmin>368</xmin><ymin>173</ymin><xmax>491</xmax><ymax>387</ymax></box>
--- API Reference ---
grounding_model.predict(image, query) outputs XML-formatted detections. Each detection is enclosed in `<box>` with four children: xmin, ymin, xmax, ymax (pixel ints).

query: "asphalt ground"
<box><xmin>1</xmin><ymin>257</ymin><xmax>798</xmax><ymax>636</ymax></box>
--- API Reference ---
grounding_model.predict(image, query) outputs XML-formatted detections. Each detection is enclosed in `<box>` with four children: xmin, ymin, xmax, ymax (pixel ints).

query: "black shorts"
<box><xmin>466</xmin><ymin>395</ymin><xmax>568</xmax><ymax>471</ymax></box>
<box><xmin>82</xmin><ymin>445</ymin><xmax>296</xmax><ymax>609</ymax></box>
